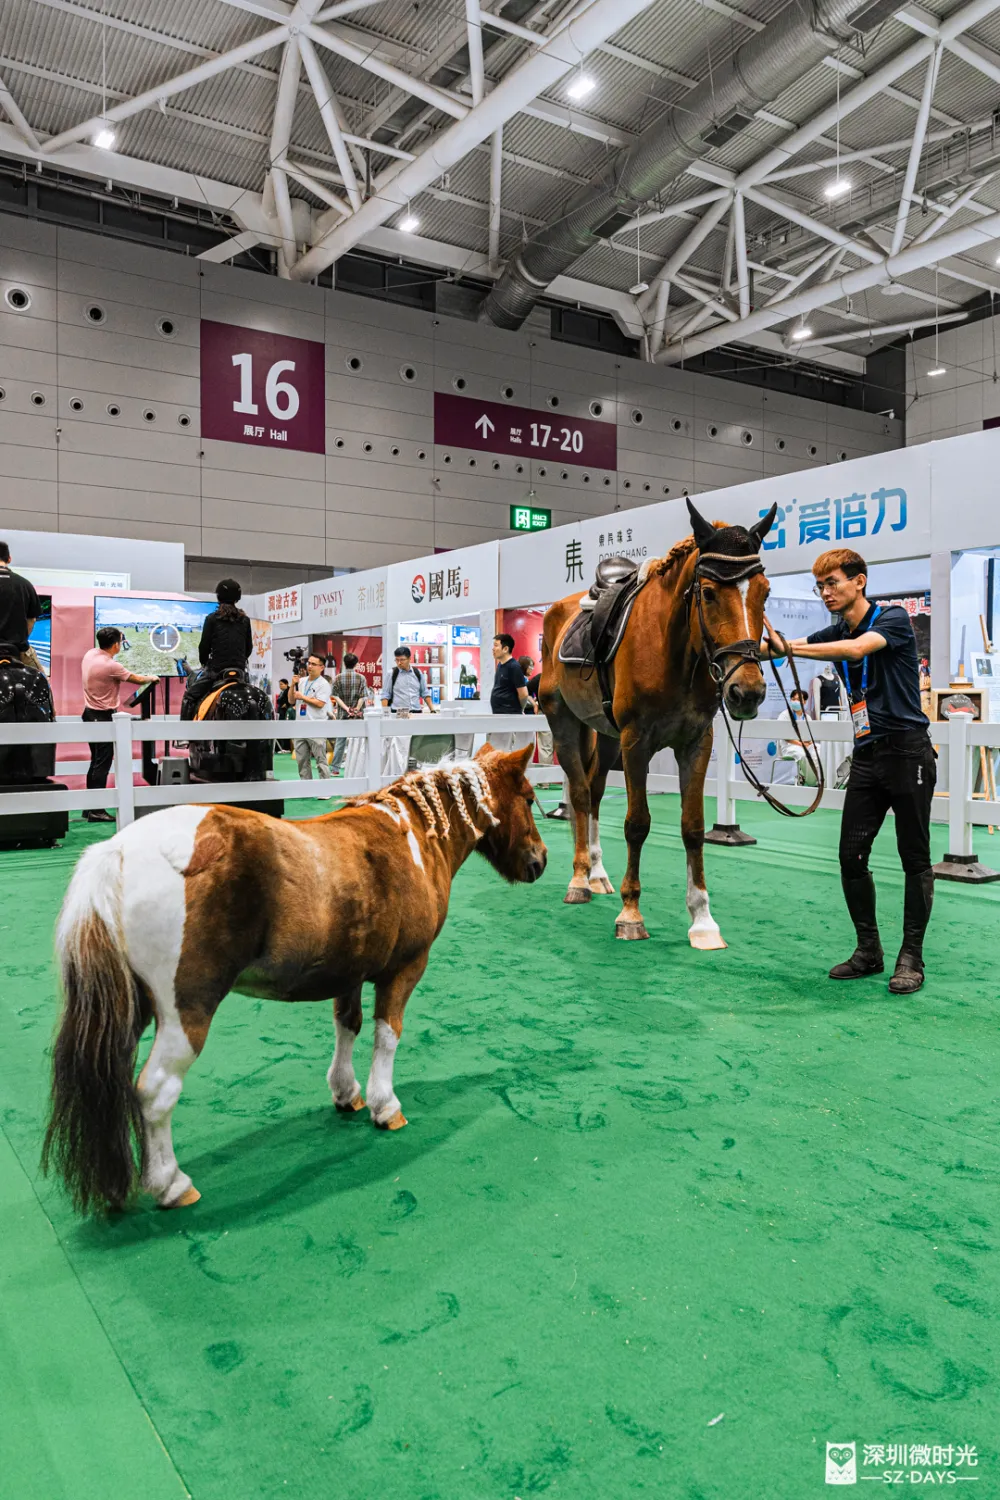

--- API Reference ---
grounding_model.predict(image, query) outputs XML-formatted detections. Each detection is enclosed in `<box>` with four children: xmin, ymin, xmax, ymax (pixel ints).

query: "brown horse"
<box><xmin>539</xmin><ymin>499</ymin><xmax>776</xmax><ymax>946</ymax></box>
<box><xmin>43</xmin><ymin>745</ymin><xmax>545</xmax><ymax>1215</ymax></box>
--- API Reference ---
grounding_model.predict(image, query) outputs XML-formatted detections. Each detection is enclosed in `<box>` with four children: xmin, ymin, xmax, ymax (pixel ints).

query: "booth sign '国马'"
<box><xmin>434</xmin><ymin>392</ymin><xmax>617</xmax><ymax>470</ymax></box>
<box><xmin>200</xmin><ymin>320</ymin><xmax>326</xmax><ymax>454</ymax></box>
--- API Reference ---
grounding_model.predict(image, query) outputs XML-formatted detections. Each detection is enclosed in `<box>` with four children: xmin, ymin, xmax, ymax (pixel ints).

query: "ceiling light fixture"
<box><xmin>824</xmin><ymin>176</ymin><xmax>851</xmax><ymax>199</ymax></box>
<box><xmin>928</xmin><ymin>265</ymin><xmax>945</xmax><ymax>378</ymax></box>
<box><xmin>399</xmin><ymin>212</ymin><xmax>420</xmax><ymax>233</ymax></box>
<box><xmin>567</xmin><ymin>73</ymin><xmax>596</xmax><ymax>102</ymax></box>
<box><xmin>93</xmin><ymin>127</ymin><xmax>116</xmax><ymax>150</ymax></box>
<box><xmin>791</xmin><ymin>322</ymin><xmax>812</xmax><ymax>341</ymax></box>
<box><xmin>927</xmin><ymin>365</ymin><xmax>947</xmax><ymax>376</ymax></box>
<box><xmin>629</xmin><ymin>281</ymin><xmax>649</xmax><ymax>295</ymax></box>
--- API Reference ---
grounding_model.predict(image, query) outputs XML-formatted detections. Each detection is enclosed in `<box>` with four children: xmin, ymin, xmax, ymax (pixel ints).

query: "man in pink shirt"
<box><xmin>81</xmin><ymin>626</ymin><xmax>158</xmax><ymax>823</ymax></box>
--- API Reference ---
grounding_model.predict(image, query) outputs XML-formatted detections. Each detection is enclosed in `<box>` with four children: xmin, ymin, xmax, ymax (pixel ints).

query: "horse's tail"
<box><xmin>42</xmin><ymin>838</ymin><xmax>146</xmax><ymax>1214</ymax></box>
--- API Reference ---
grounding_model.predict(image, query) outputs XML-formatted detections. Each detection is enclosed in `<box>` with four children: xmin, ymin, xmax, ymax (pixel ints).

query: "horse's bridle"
<box><xmin>686</xmin><ymin>548</ymin><xmax>826</xmax><ymax>819</ymax></box>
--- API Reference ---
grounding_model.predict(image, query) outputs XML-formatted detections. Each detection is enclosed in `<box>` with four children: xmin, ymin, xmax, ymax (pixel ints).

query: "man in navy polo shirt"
<box><xmin>763</xmin><ymin>547</ymin><xmax>934</xmax><ymax>995</ymax></box>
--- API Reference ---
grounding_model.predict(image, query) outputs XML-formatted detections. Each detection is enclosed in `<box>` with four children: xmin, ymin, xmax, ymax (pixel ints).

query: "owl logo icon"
<box><xmin>825</xmin><ymin>1442</ymin><xmax>857</xmax><ymax>1484</ymax></box>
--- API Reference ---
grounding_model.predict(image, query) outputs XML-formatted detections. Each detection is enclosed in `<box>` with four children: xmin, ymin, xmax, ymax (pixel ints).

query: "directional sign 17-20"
<box><xmin>434</xmin><ymin>391</ymin><xmax>617</xmax><ymax>470</ymax></box>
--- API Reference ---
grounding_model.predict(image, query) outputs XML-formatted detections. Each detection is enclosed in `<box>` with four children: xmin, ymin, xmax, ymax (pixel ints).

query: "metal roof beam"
<box><xmin>0</xmin><ymin>76</ymin><xmax>39</xmax><ymax>151</ymax></box>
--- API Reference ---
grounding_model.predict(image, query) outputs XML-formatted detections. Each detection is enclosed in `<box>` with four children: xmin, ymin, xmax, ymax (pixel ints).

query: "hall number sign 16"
<box><xmin>200</xmin><ymin>319</ymin><xmax>326</xmax><ymax>453</ymax></box>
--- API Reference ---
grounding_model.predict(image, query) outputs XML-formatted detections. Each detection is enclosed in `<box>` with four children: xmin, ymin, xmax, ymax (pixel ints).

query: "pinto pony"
<box><xmin>43</xmin><ymin>746</ymin><xmax>545</xmax><ymax>1215</ymax></box>
<box><xmin>540</xmin><ymin>500</ymin><xmax>776</xmax><ymax>947</ymax></box>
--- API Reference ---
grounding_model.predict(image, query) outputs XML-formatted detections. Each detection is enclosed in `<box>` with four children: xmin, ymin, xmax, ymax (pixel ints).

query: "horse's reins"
<box><xmin>687</xmin><ymin>550</ymin><xmax>826</xmax><ymax>818</ymax></box>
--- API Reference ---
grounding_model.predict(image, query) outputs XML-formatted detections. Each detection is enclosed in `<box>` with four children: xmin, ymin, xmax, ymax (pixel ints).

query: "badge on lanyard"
<box><xmin>839</xmin><ymin>605</ymin><xmax>881</xmax><ymax>741</ymax></box>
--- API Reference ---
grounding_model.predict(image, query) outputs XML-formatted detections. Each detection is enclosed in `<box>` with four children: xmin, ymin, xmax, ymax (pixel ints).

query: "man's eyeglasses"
<box><xmin>812</xmin><ymin>579</ymin><xmax>841</xmax><ymax>597</ymax></box>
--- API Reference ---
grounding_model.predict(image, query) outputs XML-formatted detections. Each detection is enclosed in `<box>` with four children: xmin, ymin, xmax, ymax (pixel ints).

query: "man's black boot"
<box><xmin>889</xmin><ymin>870</ymin><xmax>934</xmax><ymax>995</ymax></box>
<box><xmin>829</xmin><ymin>872</ymin><xmax>884</xmax><ymax>979</ymax></box>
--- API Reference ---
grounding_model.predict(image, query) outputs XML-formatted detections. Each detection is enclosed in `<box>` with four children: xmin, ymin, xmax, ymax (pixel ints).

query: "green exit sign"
<box><xmin>510</xmin><ymin>504</ymin><xmax>552</xmax><ymax>533</ymax></box>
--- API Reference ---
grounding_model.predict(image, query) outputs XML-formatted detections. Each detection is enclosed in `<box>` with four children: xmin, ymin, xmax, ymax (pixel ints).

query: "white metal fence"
<box><xmin>0</xmin><ymin>711</ymin><xmax>997</xmax><ymax>873</ymax></box>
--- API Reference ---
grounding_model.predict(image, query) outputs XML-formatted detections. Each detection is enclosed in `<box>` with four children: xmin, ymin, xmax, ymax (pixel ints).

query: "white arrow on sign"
<box><xmin>475</xmin><ymin>413</ymin><xmax>495</xmax><ymax>438</ymax></box>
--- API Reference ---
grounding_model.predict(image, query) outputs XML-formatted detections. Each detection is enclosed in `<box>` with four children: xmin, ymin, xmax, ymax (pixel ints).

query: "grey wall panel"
<box><xmin>0</xmin><ymin>225</ymin><xmax>904</xmax><ymax>570</ymax></box>
<box><xmin>201</xmin><ymin>438</ymin><xmax>324</xmax><ymax>481</ymax></box>
<box><xmin>202</xmin><ymin>466</ymin><xmax>325</xmax><ymax>511</ymax></box>
<box><xmin>59</xmin><ymin>511</ymin><xmax>201</xmax><ymax>550</ymax></box>
<box><xmin>325</xmin><ymin>507</ymin><xmax>433</xmax><ymax>548</ymax></box>
<box><xmin>203</xmin><ymin>494</ymin><xmax>324</xmax><ymax>537</ymax></box>
<box><xmin>0</xmin><ymin>308</ymin><xmax>57</xmax><ymax>352</ymax></box>
<box><xmin>58</xmin><ymin>481</ymin><xmax>202</xmax><ymax>528</ymax></box>
<box><xmin>0</xmin><ymin>505</ymin><xmax>58</xmax><ymax>532</ymax></box>
<box><xmin>0</xmin><ymin>477</ymin><xmax>58</xmax><ymax>514</ymax></box>
<box><xmin>0</xmin><ymin>441</ymin><xmax>57</xmax><ymax>481</ymax></box>
<box><xmin>202</xmin><ymin>524</ymin><xmax>321</xmax><ymax>566</ymax></box>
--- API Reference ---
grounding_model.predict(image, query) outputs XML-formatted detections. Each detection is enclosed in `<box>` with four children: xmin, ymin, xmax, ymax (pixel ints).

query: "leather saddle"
<box><xmin>558</xmin><ymin>555</ymin><xmax>642</xmax><ymax>729</ymax></box>
<box><xmin>195</xmin><ymin>668</ymin><xmax>249</xmax><ymax>721</ymax></box>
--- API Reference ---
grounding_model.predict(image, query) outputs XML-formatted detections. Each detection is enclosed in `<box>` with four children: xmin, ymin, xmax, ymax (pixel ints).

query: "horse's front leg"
<box><xmin>367</xmin><ymin>953</ymin><xmax>428</xmax><ymax>1129</ymax></box>
<box><xmin>677</xmin><ymin>730</ymin><xmax>726</xmax><ymax>952</ymax></box>
<box><xmin>547</xmin><ymin>706</ymin><xmax>596</xmax><ymax>904</ymax></box>
<box><xmin>615</xmin><ymin>734</ymin><xmax>652</xmax><ymax>940</ymax></box>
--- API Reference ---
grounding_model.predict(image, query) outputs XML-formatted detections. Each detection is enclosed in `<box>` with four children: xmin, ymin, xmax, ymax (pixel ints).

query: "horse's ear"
<box><xmin>749</xmin><ymin>503</ymin><xmax>778</xmax><ymax>549</ymax></box>
<box><xmin>686</xmin><ymin>498</ymin><xmax>715</xmax><ymax>550</ymax></box>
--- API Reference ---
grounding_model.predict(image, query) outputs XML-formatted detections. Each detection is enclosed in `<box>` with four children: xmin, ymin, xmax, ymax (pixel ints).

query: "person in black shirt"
<box><xmin>490</xmin><ymin>633</ymin><xmax>531</xmax><ymax>751</ymax></box>
<box><xmin>180</xmin><ymin>578</ymin><xmax>253</xmax><ymax>719</ymax></box>
<box><xmin>0</xmin><ymin>540</ymin><xmax>42</xmax><ymax>668</ymax></box>
<box><xmin>763</xmin><ymin>547</ymin><xmax>934</xmax><ymax>995</ymax></box>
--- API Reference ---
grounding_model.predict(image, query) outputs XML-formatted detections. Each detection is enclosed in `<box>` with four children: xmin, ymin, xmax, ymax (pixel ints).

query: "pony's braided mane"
<box><xmin>347</xmin><ymin>759</ymin><xmax>499</xmax><ymax>840</ymax></box>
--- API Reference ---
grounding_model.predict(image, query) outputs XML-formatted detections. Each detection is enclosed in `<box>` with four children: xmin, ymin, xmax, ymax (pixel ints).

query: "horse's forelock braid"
<box><xmin>442</xmin><ymin>766</ymin><xmax>480</xmax><ymax>835</ymax></box>
<box><xmin>417</xmin><ymin>770</ymin><xmax>450</xmax><ymax>836</ymax></box>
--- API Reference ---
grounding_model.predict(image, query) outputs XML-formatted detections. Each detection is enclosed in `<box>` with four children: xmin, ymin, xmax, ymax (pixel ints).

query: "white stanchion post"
<box><xmin>112</xmin><ymin>712</ymin><xmax>136</xmax><ymax>828</ymax></box>
<box><xmin>933</xmin><ymin>713</ymin><xmax>1000</xmax><ymax>881</ymax></box>
<box><xmin>704</xmin><ymin>721</ymin><xmax>756</xmax><ymax>847</ymax></box>
<box><xmin>365</xmin><ymin>707</ymin><xmax>382</xmax><ymax>792</ymax></box>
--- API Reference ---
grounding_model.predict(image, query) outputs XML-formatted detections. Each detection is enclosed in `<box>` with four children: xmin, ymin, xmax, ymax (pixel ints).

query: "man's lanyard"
<box><xmin>837</xmin><ymin>605</ymin><xmax>882</xmax><ymax>700</ymax></box>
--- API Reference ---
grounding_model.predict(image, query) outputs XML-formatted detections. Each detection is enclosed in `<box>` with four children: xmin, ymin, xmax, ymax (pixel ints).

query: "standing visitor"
<box><xmin>490</xmin><ymin>634</ymin><xmax>531</xmax><ymax>751</ymax></box>
<box><xmin>527</xmin><ymin>665</ymin><xmax>554</xmax><ymax>766</ymax></box>
<box><xmin>330</xmin><ymin>652</ymin><xmax>369</xmax><ymax>775</ymax></box>
<box><xmin>290</xmin><ymin>653</ymin><xmax>333</xmax><ymax>780</ymax></box>
<box><xmin>0</xmin><ymin>541</ymin><xmax>42</xmax><ymax>670</ymax></box>
<box><xmin>80</xmin><ymin>627</ymin><xmax>158</xmax><ymax>823</ymax></box>
<box><xmin>764</xmin><ymin>547</ymin><xmax>935</xmax><ymax>994</ymax></box>
<box><xmin>275</xmin><ymin>677</ymin><xmax>292</xmax><ymax>752</ymax></box>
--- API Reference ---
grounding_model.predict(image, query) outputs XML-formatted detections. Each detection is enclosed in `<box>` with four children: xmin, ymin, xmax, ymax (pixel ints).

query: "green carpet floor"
<box><xmin>2</xmin><ymin>783</ymin><xmax>1000</xmax><ymax>1499</ymax></box>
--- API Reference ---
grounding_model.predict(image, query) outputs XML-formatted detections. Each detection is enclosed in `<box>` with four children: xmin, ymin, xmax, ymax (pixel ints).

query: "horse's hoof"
<box><xmin>588</xmin><ymin>877</ymin><xmax>615</xmax><ymax>894</ymax></box>
<box><xmin>160</xmin><ymin>1185</ymin><xmax>201</xmax><ymax>1209</ymax></box>
<box><xmin>375</xmin><ymin>1110</ymin><xmax>408</xmax><ymax>1131</ymax></box>
<box><xmin>564</xmin><ymin>886</ymin><xmax>592</xmax><ymax>904</ymax></box>
<box><xmin>689</xmin><ymin>929</ymin><xmax>727</xmax><ymax>951</ymax></box>
<box><xmin>616</xmin><ymin>920</ymin><xmax>649</xmax><ymax>941</ymax></box>
<box><xmin>335</xmin><ymin>1094</ymin><xmax>366</xmax><ymax>1113</ymax></box>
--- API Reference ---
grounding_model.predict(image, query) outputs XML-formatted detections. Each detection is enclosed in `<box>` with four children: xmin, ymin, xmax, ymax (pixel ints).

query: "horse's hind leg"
<box><xmin>588</xmin><ymin>735</ymin><xmax>620</xmax><ymax>894</ymax></box>
<box><xmin>136</xmin><ymin>986</ymin><xmax>214</xmax><ymax>1208</ymax></box>
<box><xmin>677</xmin><ymin>730</ymin><xmax>726</xmax><ymax>951</ymax></box>
<box><xmin>329</xmin><ymin>986</ymin><xmax>364</xmax><ymax>1112</ymax></box>
<box><xmin>367</xmin><ymin>955</ymin><xmax>428</xmax><ymax>1129</ymax></box>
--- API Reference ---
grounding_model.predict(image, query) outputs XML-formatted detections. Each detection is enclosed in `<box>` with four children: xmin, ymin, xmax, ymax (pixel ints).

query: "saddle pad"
<box><xmin>195</xmin><ymin>683</ymin><xmax>231</xmax><ymax>720</ymax></box>
<box><xmin>558</xmin><ymin>580</ymin><xmax>640</xmax><ymax>667</ymax></box>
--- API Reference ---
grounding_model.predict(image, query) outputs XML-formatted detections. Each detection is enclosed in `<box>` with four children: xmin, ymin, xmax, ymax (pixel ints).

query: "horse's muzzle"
<box><xmin>523</xmin><ymin>850</ymin><xmax>547</xmax><ymax>882</ymax></box>
<box><xmin>725</xmin><ymin>678</ymin><xmax>766</xmax><ymax>720</ymax></box>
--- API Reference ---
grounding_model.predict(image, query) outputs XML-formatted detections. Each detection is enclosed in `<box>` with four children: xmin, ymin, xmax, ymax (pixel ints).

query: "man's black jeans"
<box><xmin>82</xmin><ymin>706</ymin><xmax>114</xmax><ymax>790</ymax></box>
<box><xmin>839</xmin><ymin>729</ymin><xmax>936</xmax><ymax>878</ymax></box>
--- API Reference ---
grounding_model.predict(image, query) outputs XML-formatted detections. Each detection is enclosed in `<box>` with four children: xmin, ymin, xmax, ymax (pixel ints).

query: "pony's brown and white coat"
<box><xmin>44</xmin><ymin>747</ymin><xmax>546</xmax><ymax>1215</ymax></box>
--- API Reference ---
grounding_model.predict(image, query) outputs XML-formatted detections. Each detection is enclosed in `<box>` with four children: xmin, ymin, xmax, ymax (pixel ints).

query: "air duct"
<box><xmin>481</xmin><ymin>0</ymin><xmax>869</xmax><ymax>332</ymax></box>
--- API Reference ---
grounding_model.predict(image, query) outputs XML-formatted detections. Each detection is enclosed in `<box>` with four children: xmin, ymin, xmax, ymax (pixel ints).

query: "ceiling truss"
<box><xmin>2</xmin><ymin>0</ymin><xmax>1000</xmax><ymax>370</ymax></box>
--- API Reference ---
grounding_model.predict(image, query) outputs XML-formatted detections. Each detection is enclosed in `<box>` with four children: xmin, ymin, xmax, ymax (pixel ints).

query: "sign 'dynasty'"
<box><xmin>200</xmin><ymin>320</ymin><xmax>326</xmax><ymax>454</ymax></box>
<box><xmin>434</xmin><ymin>391</ymin><xmax>617</xmax><ymax>470</ymax></box>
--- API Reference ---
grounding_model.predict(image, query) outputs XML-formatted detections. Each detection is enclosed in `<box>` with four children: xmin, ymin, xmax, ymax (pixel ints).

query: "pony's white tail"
<box><xmin>43</xmin><ymin>838</ymin><xmax>146</xmax><ymax>1214</ymax></box>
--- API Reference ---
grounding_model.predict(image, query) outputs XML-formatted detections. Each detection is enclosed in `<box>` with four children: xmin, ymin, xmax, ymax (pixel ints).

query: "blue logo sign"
<box><xmin>759</xmin><ymin>487</ymin><xmax>907</xmax><ymax>550</ymax></box>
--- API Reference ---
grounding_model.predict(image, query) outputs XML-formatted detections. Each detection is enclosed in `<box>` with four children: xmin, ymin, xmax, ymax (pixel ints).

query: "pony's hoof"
<box><xmin>376</xmin><ymin>1110</ymin><xmax>408</xmax><ymax>1131</ymax></box>
<box><xmin>588</xmin><ymin>877</ymin><xmax>615</xmax><ymax>894</ymax></box>
<box><xmin>616</xmin><ymin>920</ymin><xmax>649</xmax><ymax>941</ymax></box>
<box><xmin>335</xmin><ymin>1094</ymin><xmax>366</xmax><ymax>1113</ymax></box>
<box><xmin>564</xmin><ymin>886</ymin><xmax>592</xmax><ymax>904</ymax></box>
<box><xmin>160</xmin><ymin>1185</ymin><xmax>201</xmax><ymax>1209</ymax></box>
<box><xmin>689</xmin><ymin>929</ymin><xmax>727</xmax><ymax>951</ymax></box>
